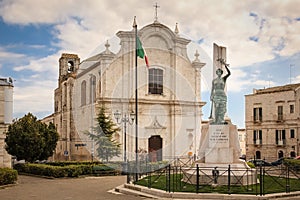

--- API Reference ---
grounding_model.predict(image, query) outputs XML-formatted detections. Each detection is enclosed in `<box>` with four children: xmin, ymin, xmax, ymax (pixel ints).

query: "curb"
<box><xmin>116</xmin><ymin>183</ymin><xmax>300</xmax><ymax>200</ymax></box>
<box><xmin>0</xmin><ymin>183</ymin><xmax>17</xmax><ymax>189</ymax></box>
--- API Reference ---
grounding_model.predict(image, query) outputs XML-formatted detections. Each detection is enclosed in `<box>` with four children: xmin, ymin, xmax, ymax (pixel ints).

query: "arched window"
<box><xmin>255</xmin><ymin>151</ymin><xmax>261</xmax><ymax>159</ymax></box>
<box><xmin>290</xmin><ymin>151</ymin><xmax>296</xmax><ymax>158</ymax></box>
<box><xmin>81</xmin><ymin>80</ymin><xmax>86</xmax><ymax>106</ymax></box>
<box><xmin>67</xmin><ymin>61</ymin><xmax>74</xmax><ymax>73</ymax></box>
<box><xmin>278</xmin><ymin>150</ymin><xmax>284</xmax><ymax>159</ymax></box>
<box><xmin>89</xmin><ymin>75</ymin><xmax>96</xmax><ymax>103</ymax></box>
<box><xmin>148</xmin><ymin>68</ymin><xmax>163</xmax><ymax>95</ymax></box>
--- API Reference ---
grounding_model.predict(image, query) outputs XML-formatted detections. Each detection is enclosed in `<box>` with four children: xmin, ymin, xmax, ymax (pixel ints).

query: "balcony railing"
<box><xmin>273</xmin><ymin>114</ymin><xmax>286</xmax><ymax>122</ymax></box>
<box><xmin>254</xmin><ymin>139</ymin><xmax>262</xmax><ymax>145</ymax></box>
<box><xmin>276</xmin><ymin>140</ymin><xmax>286</xmax><ymax>146</ymax></box>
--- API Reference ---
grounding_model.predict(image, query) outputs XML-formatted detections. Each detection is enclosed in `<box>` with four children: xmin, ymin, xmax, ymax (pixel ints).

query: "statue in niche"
<box><xmin>210</xmin><ymin>58</ymin><xmax>230</xmax><ymax>124</ymax></box>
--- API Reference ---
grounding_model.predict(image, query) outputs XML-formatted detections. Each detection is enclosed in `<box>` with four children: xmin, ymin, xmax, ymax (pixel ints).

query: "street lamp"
<box><xmin>89</xmin><ymin>74</ymin><xmax>95</xmax><ymax>162</ymax></box>
<box><xmin>114</xmin><ymin>110</ymin><xmax>135</xmax><ymax>163</ymax></box>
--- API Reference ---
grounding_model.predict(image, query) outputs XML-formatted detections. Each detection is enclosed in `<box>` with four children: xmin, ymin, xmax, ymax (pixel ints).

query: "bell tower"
<box><xmin>58</xmin><ymin>53</ymin><xmax>80</xmax><ymax>84</ymax></box>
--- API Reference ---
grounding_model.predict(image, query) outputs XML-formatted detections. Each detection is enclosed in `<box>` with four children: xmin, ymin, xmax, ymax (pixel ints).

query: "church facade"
<box><xmin>49</xmin><ymin>19</ymin><xmax>206</xmax><ymax>162</ymax></box>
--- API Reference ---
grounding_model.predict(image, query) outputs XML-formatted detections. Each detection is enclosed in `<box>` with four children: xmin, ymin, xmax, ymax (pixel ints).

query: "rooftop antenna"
<box><xmin>267</xmin><ymin>74</ymin><xmax>272</xmax><ymax>88</ymax></box>
<box><xmin>153</xmin><ymin>2</ymin><xmax>160</xmax><ymax>22</ymax></box>
<box><xmin>290</xmin><ymin>64</ymin><xmax>294</xmax><ymax>84</ymax></box>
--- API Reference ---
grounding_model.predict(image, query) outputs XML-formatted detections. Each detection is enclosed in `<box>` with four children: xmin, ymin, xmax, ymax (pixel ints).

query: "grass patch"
<box><xmin>136</xmin><ymin>174</ymin><xmax>300</xmax><ymax>195</ymax></box>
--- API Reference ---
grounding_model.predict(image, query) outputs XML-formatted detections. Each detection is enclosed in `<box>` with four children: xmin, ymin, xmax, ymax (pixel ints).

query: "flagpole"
<box><xmin>133</xmin><ymin>16</ymin><xmax>139</xmax><ymax>182</ymax></box>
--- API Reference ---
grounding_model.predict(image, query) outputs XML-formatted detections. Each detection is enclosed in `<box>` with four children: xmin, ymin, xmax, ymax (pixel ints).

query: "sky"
<box><xmin>0</xmin><ymin>0</ymin><xmax>300</xmax><ymax>128</ymax></box>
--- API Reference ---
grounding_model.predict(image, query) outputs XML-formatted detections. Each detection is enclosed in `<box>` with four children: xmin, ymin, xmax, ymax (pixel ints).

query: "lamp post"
<box><xmin>114</xmin><ymin>110</ymin><xmax>135</xmax><ymax>163</ymax></box>
<box><xmin>89</xmin><ymin>74</ymin><xmax>95</xmax><ymax>162</ymax></box>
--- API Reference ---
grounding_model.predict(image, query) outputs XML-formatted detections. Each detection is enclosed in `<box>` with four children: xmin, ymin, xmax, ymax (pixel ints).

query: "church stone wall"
<box><xmin>51</xmin><ymin>21</ymin><xmax>206</xmax><ymax>161</ymax></box>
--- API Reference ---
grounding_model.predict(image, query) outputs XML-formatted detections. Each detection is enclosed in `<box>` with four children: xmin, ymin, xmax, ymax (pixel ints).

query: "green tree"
<box><xmin>86</xmin><ymin>106</ymin><xmax>121</xmax><ymax>162</ymax></box>
<box><xmin>5</xmin><ymin>113</ymin><xmax>59</xmax><ymax>162</ymax></box>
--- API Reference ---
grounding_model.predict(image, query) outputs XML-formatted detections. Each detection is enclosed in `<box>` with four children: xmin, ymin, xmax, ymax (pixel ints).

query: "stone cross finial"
<box><xmin>174</xmin><ymin>23</ymin><xmax>179</xmax><ymax>35</ymax></box>
<box><xmin>132</xmin><ymin>16</ymin><xmax>137</xmax><ymax>28</ymax></box>
<box><xmin>105</xmin><ymin>40</ymin><xmax>110</xmax><ymax>54</ymax></box>
<box><xmin>194</xmin><ymin>50</ymin><xmax>200</xmax><ymax>62</ymax></box>
<box><xmin>154</xmin><ymin>3</ymin><xmax>160</xmax><ymax>22</ymax></box>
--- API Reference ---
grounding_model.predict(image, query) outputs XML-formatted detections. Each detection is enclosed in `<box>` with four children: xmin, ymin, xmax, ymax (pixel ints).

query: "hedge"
<box><xmin>14</xmin><ymin>163</ymin><xmax>93</xmax><ymax>178</ymax></box>
<box><xmin>0</xmin><ymin>168</ymin><xmax>18</xmax><ymax>185</ymax></box>
<box><xmin>45</xmin><ymin>161</ymin><xmax>103</xmax><ymax>167</ymax></box>
<box><xmin>284</xmin><ymin>159</ymin><xmax>300</xmax><ymax>172</ymax></box>
<box><xmin>14</xmin><ymin>163</ymin><xmax>120</xmax><ymax>178</ymax></box>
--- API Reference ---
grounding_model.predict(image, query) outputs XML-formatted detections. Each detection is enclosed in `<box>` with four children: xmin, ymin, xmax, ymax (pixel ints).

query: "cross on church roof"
<box><xmin>154</xmin><ymin>2</ymin><xmax>160</xmax><ymax>22</ymax></box>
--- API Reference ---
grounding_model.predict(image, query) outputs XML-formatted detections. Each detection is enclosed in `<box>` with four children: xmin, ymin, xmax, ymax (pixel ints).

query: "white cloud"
<box><xmin>10</xmin><ymin>53</ymin><xmax>60</xmax><ymax>118</ymax></box>
<box><xmin>227</xmin><ymin>68</ymin><xmax>250</xmax><ymax>92</ymax></box>
<box><xmin>0</xmin><ymin>0</ymin><xmax>74</xmax><ymax>24</ymax></box>
<box><xmin>13</xmin><ymin>53</ymin><xmax>59</xmax><ymax>74</ymax></box>
<box><xmin>1</xmin><ymin>0</ymin><xmax>300</xmax><ymax>119</ymax></box>
<box><xmin>13</xmin><ymin>84</ymin><xmax>54</xmax><ymax>114</ymax></box>
<box><xmin>1</xmin><ymin>0</ymin><xmax>300</xmax><ymax>65</ymax></box>
<box><xmin>12</xmin><ymin>71</ymin><xmax>57</xmax><ymax>118</ymax></box>
<box><xmin>293</xmin><ymin>75</ymin><xmax>300</xmax><ymax>84</ymax></box>
<box><xmin>0</xmin><ymin>47</ymin><xmax>25</xmax><ymax>60</ymax></box>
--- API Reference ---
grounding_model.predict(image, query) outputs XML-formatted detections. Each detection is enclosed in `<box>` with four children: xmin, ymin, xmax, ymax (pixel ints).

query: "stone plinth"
<box><xmin>183</xmin><ymin>123</ymin><xmax>257</xmax><ymax>185</ymax></box>
<box><xmin>182</xmin><ymin>162</ymin><xmax>257</xmax><ymax>185</ymax></box>
<box><xmin>0</xmin><ymin>132</ymin><xmax>11</xmax><ymax>168</ymax></box>
<box><xmin>199</xmin><ymin>124</ymin><xmax>241</xmax><ymax>164</ymax></box>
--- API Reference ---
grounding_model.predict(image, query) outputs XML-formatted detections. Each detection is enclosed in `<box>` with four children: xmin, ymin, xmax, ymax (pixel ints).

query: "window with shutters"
<box><xmin>290</xmin><ymin>129</ymin><xmax>295</xmax><ymax>138</ymax></box>
<box><xmin>290</xmin><ymin>104</ymin><xmax>294</xmax><ymax>113</ymax></box>
<box><xmin>278</xmin><ymin>105</ymin><xmax>283</xmax><ymax>120</ymax></box>
<box><xmin>253</xmin><ymin>129</ymin><xmax>262</xmax><ymax>145</ymax></box>
<box><xmin>253</xmin><ymin>107</ymin><xmax>262</xmax><ymax>122</ymax></box>
<box><xmin>276</xmin><ymin>129</ymin><xmax>286</xmax><ymax>145</ymax></box>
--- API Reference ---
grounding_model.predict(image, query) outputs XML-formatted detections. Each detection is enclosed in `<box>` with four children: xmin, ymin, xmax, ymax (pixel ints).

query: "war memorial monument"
<box><xmin>183</xmin><ymin>44</ymin><xmax>256</xmax><ymax>185</ymax></box>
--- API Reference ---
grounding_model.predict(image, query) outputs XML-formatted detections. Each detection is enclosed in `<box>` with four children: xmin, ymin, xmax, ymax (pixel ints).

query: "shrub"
<box><xmin>246</xmin><ymin>162</ymin><xmax>255</xmax><ymax>168</ymax></box>
<box><xmin>46</xmin><ymin>161</ymin><xmax>103</xmax><ymax>167</ymax></box>
<box><xmin>13</xmin><ymin>163</ymin><xmax>118</xmax><ymax>177</ymax></box>
<box><xmin>0</xmin><ymin>168</ymin><xmax>18</xmax><ymax>185</ymax></box>
<box><xmin>283</xmin><ymin>159</ymin><xmax>300</xmax><ymax>172</ymax></box>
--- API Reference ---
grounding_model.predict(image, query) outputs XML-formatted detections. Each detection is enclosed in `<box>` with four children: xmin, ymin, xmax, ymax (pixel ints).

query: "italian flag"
<box><xmin>136</xmin><ymin>37</ymin><xmax>149</xmax><ymax>67</ymax></box>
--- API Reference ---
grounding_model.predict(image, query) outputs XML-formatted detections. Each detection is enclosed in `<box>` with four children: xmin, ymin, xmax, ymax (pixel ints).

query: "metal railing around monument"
<box><xmin>126</xmin><ymin>157</ymin><xmax>300</xmax><ymax>196</ymax></box>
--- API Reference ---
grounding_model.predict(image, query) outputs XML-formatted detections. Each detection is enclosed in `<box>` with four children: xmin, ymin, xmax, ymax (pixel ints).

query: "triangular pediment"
<box><xmin>145</xmin><ymin>116</ymin><xmax>166</xmax><ymax>130</ymax></box>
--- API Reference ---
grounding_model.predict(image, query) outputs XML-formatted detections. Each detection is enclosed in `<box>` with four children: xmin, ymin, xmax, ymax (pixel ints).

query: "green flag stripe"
<box><xmin>137</xmin><ymin>37</ymin><xmax>145</xmax><ymax>59</ymax></box>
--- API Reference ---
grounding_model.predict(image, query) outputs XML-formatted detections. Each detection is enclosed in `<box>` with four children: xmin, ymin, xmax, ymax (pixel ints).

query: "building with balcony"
<box><xmin>245</xmin><ymin>83</ymin><xmax>300</xmax><ymax>162</ymax></box>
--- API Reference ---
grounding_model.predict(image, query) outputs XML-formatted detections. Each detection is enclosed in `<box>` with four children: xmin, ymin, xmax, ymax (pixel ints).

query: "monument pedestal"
<box><xmin>183</xmin><ymin>123</ymin><xmax>257</xmax><ymax>185</ymax></box>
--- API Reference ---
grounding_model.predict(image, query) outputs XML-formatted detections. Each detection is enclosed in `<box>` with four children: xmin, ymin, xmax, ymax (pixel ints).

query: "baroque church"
<box><xmin>47</xmin><ymin>17</ymin><xmax>207</xmax><ymax>162</ymax></box>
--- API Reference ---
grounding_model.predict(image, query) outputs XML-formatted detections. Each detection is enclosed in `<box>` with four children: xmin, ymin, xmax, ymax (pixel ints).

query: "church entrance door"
<box><xmin>148</xmin><ymin>135</ymin><xmax>162</xmax><ymax>162</ymax></box>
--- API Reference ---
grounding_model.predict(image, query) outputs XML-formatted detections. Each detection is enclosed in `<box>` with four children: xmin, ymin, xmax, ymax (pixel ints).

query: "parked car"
<box><xmin>271</xmin><ymin>157</ymin><xmax>284</xmax><ymax>166</ymax></box>
<box><xmin>247</xmin><ymin>159</ymin><xmax>272</xmax><ymax>167</ymax></box>
<box><xmin>239</xmin><ymin>154</ymin><xmax>246</xmax><ymax>160</ymax></box>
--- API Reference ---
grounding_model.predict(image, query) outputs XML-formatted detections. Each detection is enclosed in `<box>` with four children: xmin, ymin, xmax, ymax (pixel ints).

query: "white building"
<box><xmin>50</xmin><ymin>19</ymin><xmax>207</xmax><ymax>161</ymax></box>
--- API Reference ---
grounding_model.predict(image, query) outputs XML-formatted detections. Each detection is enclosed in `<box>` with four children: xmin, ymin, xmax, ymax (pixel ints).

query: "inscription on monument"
<box><xmin>209</xmin><ymin>125</ymin><xmax>229</xmax><ymax>148</ymax></box>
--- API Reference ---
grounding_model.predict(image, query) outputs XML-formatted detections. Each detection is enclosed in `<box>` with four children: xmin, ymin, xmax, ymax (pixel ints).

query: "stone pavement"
<box><xmin>0</xmin><ymin>175</ymin><xmax>144</xmax><ymax>200</ymax></box>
